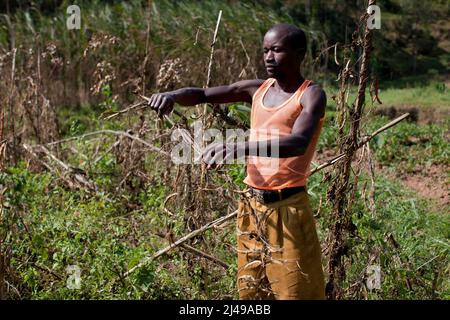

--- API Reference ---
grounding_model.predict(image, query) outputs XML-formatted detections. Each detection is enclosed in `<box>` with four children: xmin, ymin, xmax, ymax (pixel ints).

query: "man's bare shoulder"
<box><xmin>300</xmin><ymin>83</ymin><xmax>326</xmax><ymax>116</ymax></box>
<box><xmin>303</xmin><ymin>83</ymin><xmax>326</xmax><ymax>98</ymax></box>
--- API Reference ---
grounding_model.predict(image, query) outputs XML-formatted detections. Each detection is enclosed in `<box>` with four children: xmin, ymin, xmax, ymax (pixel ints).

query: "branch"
<box><xmin>44</xmin><ymin>129</ymin><xmax>169</xmax><ymax>157</ymax></box>
<box><xmin>180</xmin><ymin>243</ymin><xmax>229</xmax><ymax>270</ymax></box>
<box><xmin>24</xmin><ymin>144</ymin><xmax>97</xmax><ymax>191</ymax></box>
<box><xmin>102</xmin><ymin>101</ymin><xmax>147</xmax><ymax>121</ymax></box>
<box><xmin>310</xmin><ymin>113</ymin><xmax>410</xmax><ymax>175</ymax></box>
<box><xmin>155</xmin><ymin>231</ymin><xmax>229</xmax><ymax>270</ymax></box>
<box><xmin>205</xmin><ymin>10</ymin><xmax>222</xmax><ymax>88</ymax></box>
<box><xmin>124</xmin><ymin>209</ymin><xmax>237</xmax><ymax>277</ymax></box>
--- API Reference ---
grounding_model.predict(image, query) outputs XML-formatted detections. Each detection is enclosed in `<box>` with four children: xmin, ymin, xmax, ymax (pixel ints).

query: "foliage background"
<box><xmin>0</xmin><ymin>0</ymin><xmax>448</xmax><ymax>300</ymax></box>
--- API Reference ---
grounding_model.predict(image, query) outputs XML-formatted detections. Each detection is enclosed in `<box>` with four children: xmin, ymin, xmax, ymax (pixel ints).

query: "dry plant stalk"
<box><xmin>187</xmin><ymin>9</ymin><xmax>223</xmax><ymax>291</ymax></box>
<box><xmin>154</xmin><ymin>232</ymin><xmax>229</xmax><ymax>270</ymax></box>
<box><xmin>113</xmin><ymin>115</ymin><xmax>150</xmax><ymax>191</ymax></box>
<box><xmin>0</xmin><ymin>42</ymin><xmax>61</xmax><ymax>168</ymax></box>
<box><xmin>325</xmin><ymin>0</ymin><xmax>377</xmax><ymax>300</ymax></box>
<box><xmin>22</xmin><ymin>144</ymin><xmax>97</xmax><ymax>192</ymax></box>
<box><xmin>124</xmin><ymin>209</ymin><xmax>238</xmax><ymax>277</ymax></box>
<box><xmin>189</xmin><ymin>9</ymin><xmax>223</xmax><ymax>219</ymax></box>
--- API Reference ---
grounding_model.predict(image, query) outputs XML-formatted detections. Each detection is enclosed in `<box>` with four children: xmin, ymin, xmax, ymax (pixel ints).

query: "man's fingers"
<box><xmin>146</xmin><ymin>94</ymin><xmax>174</xmax><ymax>118</ymax></box>
<box><xmin>202</xmin><ymin>143</ymin><xmax>230</xmax><ymax>169</ymax></box>
<box><xmin>206</xmin><ymin>153</ymin><xmax>218</xmax><ymax>169</ymax></box>
<box><xmin>160</xmin><ymin>97</ymin><xmax>172</xmax><ymax>116</ymax></box>
<box><xmin>215</xmin><ymin>153</ymin><xmax>225</xmax><ymax>165</ymax></box>
<box><xmin>158</xmin><ymin>97</ymin><xmax>167</xmax><ymax>116</ymax></box>
<box><xmin>149</xmin><ymin>96</ymin><xmax>160</xmax><ymax>114</ymax></box>
<box><xmin>155</xmin><ymin>95</ymin><xmax>163</xmax><ymax>108</ymax></box>
<box><xmin>204</xmin><ymin>151</ymin><xmax>228</xmax><ymax>169</ymax></box>
<box><xmin>154</xmin><ymin>95</ymin><xmax>163</xmax><ymax>117</ymax></box>
<box><xmin>149</xmin><ymin>94</ymin><xmax>157</xmax><ymax>109</ymax></box>
<box><xmin>202</xmin><ymin>147</ymin><xmax>215</xmax><ymax>166</ymax></box>
<box><xmin>148</xmin><ymin>94</ymin><xmax>154</xmax><ymax>107</ymax></box>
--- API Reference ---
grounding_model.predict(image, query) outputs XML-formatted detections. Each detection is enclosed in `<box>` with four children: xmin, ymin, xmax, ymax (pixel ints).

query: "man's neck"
<box><xmin>274</xmin><ymin>74</ymin><xmax>304</xmax><ymax>93</ymax></box>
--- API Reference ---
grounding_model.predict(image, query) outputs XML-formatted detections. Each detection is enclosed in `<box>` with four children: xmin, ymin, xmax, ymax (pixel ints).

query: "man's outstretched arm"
<box><xmin>203</xmin><ymin>84</ymin><xmax>326</xmax><ymax>166</ymax></box>
<box><xmin>146</xmin><ymin>79</ymin><xmax>263</xmax><ymax>118</ymax></box>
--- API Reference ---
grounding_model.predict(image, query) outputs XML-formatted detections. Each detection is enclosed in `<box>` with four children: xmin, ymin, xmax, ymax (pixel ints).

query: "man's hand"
<box><xmin>202</xmin><ymin>143</ymin><xmax>237</xmax><ymax>169</ymax></box>
<box><xmin>147</xmin><ymin>93</ymin><xmax>175</xmax><ymax>118</ymax></box>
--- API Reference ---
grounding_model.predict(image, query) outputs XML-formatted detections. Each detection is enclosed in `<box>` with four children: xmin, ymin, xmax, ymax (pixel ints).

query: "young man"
<box><xmin>147</xmin><ymin>23</ymin><xmax>326</xmax><ymax>300</ymax></box>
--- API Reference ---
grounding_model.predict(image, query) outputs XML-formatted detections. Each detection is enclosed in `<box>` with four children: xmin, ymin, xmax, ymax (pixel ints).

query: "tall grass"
<box><xmin>0</xmin><ymin>0</ymin><xmax>327</xmax><ymax>110</ymax></box>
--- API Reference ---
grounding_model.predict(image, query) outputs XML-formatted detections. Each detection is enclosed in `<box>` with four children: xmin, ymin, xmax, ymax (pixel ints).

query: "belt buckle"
<box><xmin>257</xmin><ymin>192</ymin><xmax>266</xmax><ymax>204</ymax></box>
<box><xmin>252</xmin><ymin>189</ymin><xmax>266</xmax><ymax>204</ymax></box>
<box><xmin>252</xmin><ymin>188</ymin><xmax>282</xmax><ymax>204</ymax></box>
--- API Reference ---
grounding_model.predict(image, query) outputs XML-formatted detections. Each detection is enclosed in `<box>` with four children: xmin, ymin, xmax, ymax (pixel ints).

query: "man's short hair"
<box><xmin>267</xmin><ymin>23</ymin><xmax>307</xmax><ymax>53</ymax></box>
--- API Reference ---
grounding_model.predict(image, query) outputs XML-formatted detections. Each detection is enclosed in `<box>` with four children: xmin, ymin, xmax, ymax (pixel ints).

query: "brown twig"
<box><xmin>44</xmin><ymin>129</ymin><xmax>169</xmax><ymax>157</ymax></box>
<box><xmin>102</xmin><ymin>101</ymin><xmax>146</xmax><ymax>121</ymax></box>
<box><xmin>180</xmin><ymin>243</ymin><xmax>229</xmax><ymax>270</ymax></box>
<box><xmin>124</xmin><ymin>209</ymin><xmax>237</xmax><ymax>277</ymax></box>
<box><xmin>205</xmin><ymin>10</ymin><xmax>222</xmax><ymax>89</ymax></box>
<box><xmin>154</xmin><ymin>232</ymin><xmax>229</xmax><ymax>270</ymax></box>
<box><xmin>326</xmin><ymin>0</ymin><xmax>377</xmax><ymax>300</ymax></box>
<box><xmin>6</xmin><ymin>48</ymin><xmax>17</xmax><ymax>163</ymax></box>
<box><xmin>198</xmin><ymin>9</ymin><xmax>223</xmax><ymax>214</ymax></box>
<box><xmin>310</xmin><ymin>113</ymin><xmax>409</xmax><ymax>175</ymax></box>
<box><xmin>33</xmin><ymin>144</ymin><xmax>96</xmax><ymax>191</ymax></box>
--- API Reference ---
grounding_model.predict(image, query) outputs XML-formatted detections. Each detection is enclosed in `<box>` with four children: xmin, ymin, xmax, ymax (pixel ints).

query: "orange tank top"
<box><xmin>243</xmin><ymin>78</ymin><xmax>325</xmax><ymax>190</ymax></box>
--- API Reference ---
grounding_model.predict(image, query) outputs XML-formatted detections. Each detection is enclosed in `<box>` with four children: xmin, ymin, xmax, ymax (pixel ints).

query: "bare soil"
<box><xmin>379</xmin><ymin>163</ymin><xmax>449</xmax><ymax>210</ymax></box>
<box><xmin>315</xmin><ymin>150</ymin><xmax>449</xmax><ymax>211</ymax></box>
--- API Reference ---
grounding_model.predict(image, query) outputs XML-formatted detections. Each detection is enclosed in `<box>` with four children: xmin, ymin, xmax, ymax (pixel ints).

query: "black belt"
<box><xmin>250</xmin><ymin>186</ymin><xmax>306</xmax><ymax>204</ymax></box>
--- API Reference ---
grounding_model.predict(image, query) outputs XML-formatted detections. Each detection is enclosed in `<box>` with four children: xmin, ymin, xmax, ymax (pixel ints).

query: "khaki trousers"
<box><xmin>237</xmin><ymin>190</ymin><xmax>325</xmax><ymax>300</ymax></box>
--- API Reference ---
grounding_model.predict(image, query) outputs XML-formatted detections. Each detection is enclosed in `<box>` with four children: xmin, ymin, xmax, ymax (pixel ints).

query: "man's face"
<box><xmin>263</xmin><ymin>30</ymin><xmax>301</xmax><ymax>78</ymax></box>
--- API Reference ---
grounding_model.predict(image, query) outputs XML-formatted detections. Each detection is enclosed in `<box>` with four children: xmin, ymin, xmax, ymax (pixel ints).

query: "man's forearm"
<box><xmin>169</xmin><ymin>87</ymin><xmax>206</xmax><ymax>106</ymax></box>
<box><xmin>235</xmin><ymin>135</ymin><xmax>310</xmax><ymax>159</ymax></box>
